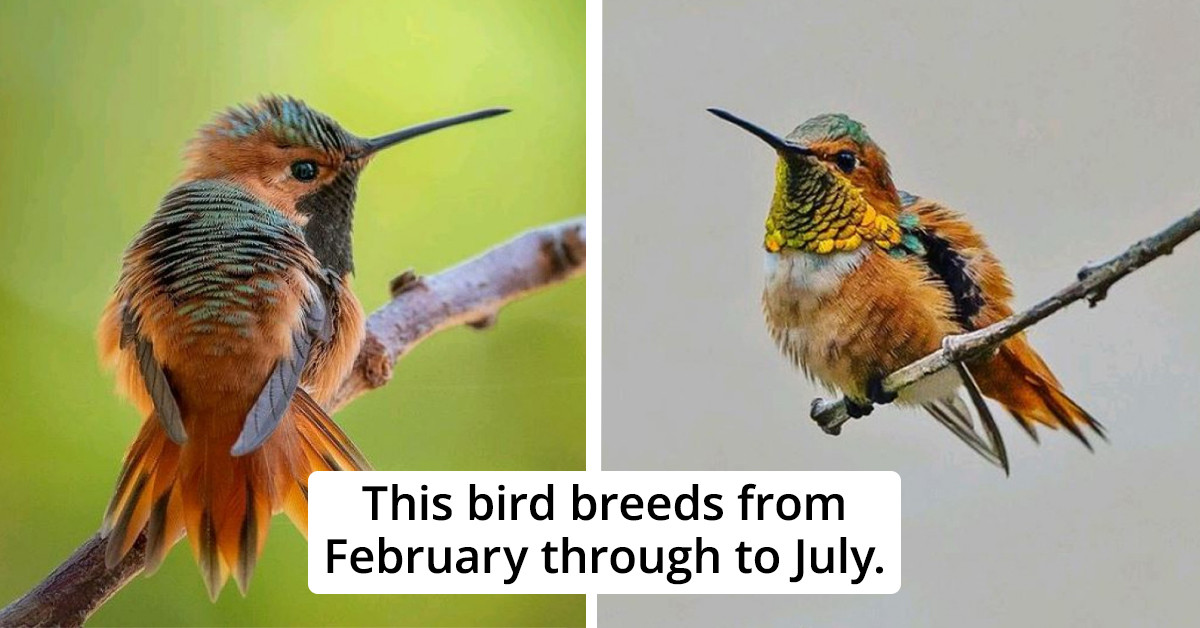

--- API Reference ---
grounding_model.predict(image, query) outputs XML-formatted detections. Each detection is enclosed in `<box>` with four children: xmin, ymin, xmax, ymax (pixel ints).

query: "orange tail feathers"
<box><xmin>975</xmin><ymin>335</ymin><xmax>1105</xmax><ymax>447</ymax></box>
<box><xmin>101</xmin><ymin>390</ymin><xmax>369</xmax><ymax>599</ymax></box>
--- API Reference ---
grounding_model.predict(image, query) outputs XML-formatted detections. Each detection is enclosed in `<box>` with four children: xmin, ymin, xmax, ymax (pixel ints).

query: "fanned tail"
<box><xmin>101</xmin><ymin>416</ymin><xmax>183</xmax><ymax>572</ymax></box>
<box><xmin>278</xmin><ymin>389</ymin><xmax>371</xmax><ymax>535</ymax></box>
<box><xmin>975</xmin><ymin>335</ymin><xmax>1105</xmax><ymax>448</ymax></box>
<box><xmin>102</xmin><ymin>389</ymin><xmax>369</xmax><ymax>599</ymax></box>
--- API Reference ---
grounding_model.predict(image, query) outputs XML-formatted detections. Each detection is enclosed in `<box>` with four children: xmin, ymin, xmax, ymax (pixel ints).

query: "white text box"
<box><xmin>308</xmin><ymin>471</ymin><xmax>901</xmax><ymax>594</ymax></box>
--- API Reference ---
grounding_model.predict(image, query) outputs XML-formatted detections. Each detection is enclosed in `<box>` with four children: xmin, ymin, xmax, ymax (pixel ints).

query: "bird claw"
<box><xmin>844</xmin><ymin>396</ymin><xmax>874</xmax><ymax>419</ymax></box>
<box><xmin>866</xmin><ymin>375</ymin><xmax>897</xmax><ymax>405</ymax></box>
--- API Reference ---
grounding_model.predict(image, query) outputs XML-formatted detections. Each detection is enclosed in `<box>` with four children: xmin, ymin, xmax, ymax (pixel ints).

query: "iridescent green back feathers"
<box><xmin>890</xmin><ymin>204</ymin><xmax>927</xmax><ymax>258</ymax></box>
<box><xmin>126</xmin><ymin>180</ymin><xmax>315</xmax><ymax>347</ymax></box>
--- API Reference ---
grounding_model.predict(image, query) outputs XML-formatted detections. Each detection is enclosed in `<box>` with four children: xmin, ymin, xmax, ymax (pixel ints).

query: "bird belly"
<box><xmin>762</xmin><ymin>249</ymin><xmax>869</xmax><ymax>395</ymax></box>
<box><xmin>763</xmin><ymin>248</ymin><xmax>959</xmax><ymax>401</ymax></box>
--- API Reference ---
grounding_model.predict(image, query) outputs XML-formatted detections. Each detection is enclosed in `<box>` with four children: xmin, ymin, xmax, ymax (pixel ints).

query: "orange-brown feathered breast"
<box><xmin>763</xmin><ymin>244</ymin><xmax>960</xmax><ymax>399</ymax></box>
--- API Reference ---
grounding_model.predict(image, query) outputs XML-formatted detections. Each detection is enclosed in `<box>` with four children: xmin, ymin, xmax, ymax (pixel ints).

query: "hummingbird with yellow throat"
<box><xmin>708</xmin><ymin>108</ymin><xmax>1103</xmax><ymax>473</ymax></box>
<box><xmin>97</xmin><ymin>96</ymin><xmax>508</xmax><ymax>598</ymax></box>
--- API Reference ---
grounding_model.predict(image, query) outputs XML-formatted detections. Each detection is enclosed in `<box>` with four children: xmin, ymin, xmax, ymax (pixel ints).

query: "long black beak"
<box><xmin>707</xmin><ymin>108</ymin><xmax>812</xmax><ymax>155</ymax></box>
<box><xmin>351</xmin><ymin>107</ymin><xmax>511</xmax><ymax>159</ymax></box>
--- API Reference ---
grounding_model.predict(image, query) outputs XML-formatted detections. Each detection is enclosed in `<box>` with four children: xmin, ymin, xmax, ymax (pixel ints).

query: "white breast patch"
<box><xmin>764</xmin><ymin>248</ymin><xmax>868</xmax><ymax>297</ymax></box>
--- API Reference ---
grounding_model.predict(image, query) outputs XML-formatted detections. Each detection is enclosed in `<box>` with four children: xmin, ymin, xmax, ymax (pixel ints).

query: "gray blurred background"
<box><xmin>602</xmin><ymin>1</ymin><xmax>1200</xmax><ymax>626</ymax></box>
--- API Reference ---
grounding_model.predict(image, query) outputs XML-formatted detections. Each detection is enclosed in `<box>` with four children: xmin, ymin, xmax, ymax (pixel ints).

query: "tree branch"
<box><xmin>330</xmin><ymin>217</ymin><xmax>586</xmax><ymax>411</ymax></box>
<box><xmin>0</xmin><ymin>217</ymin><xmax>586</xmax><ymax>628</ymax></box>
<box><xmin>810</xmin><ymin>206</ymin><xmax>1200</xmax><ymax>435</ymax></box>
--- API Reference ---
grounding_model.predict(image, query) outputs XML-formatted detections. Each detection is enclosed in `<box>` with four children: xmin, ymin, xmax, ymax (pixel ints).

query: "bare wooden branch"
<box><xmin>811</xmin><ymin>206</ymin><xmax>1200</xmax><ymax>435</ymax></box>
<box><xmin>0</xmin><ymin>535</ymin><xmax>145</xmax><ymax>628</ymax></box>
<box><xmin>330</xmin><ymin>217</ymin><xmax>586</xmax><ymax>411</ymax></box>
<box><xmin>0</xmin><ymin>217</ymin><xmax>585</xmax><ymax>628</ymax></box>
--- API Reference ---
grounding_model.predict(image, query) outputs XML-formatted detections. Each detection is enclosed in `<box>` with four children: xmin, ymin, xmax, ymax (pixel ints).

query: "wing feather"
<box><xmin>897</xmin><ymin>191</ymin><xmax>1014</xmax><ymax>331</ymax></box>
<box><xmin>121</xmin><ymin>302</ymin><xmax>187</xmax><ymax>445</ymax></box>
<box><xmin>230</xmin><ymin>285</ymin><xmax>328</xmax><ymax>456</ymax></box>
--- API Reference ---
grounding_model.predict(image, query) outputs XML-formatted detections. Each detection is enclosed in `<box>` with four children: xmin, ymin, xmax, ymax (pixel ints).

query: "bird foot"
<box><xmin>866</xmin><ymin>374</ymin><xmax>898</xmax><ymax>405</ymax></box>
<box><xmin>843</xmin><ymin>396</ymin><xmax>874</xmax><ymax>419</ymax></box>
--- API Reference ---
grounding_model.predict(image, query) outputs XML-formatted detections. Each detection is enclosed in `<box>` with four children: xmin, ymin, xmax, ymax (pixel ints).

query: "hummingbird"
<box><xmin>96</xmin><ymin>96</ymin><xmax>508</xmax><ymax>598</ymax></box>
<box><xmin>708</xmin><ymin>108</ymin><xmax>1103</xmax><ymax>473</ymax></box>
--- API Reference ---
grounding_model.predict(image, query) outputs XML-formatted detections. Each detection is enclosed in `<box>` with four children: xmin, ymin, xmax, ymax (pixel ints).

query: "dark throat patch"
<box><xmin>297</xmin><ymin>169</ymin><xmax>359</xmax><ymax>276</ymax></box>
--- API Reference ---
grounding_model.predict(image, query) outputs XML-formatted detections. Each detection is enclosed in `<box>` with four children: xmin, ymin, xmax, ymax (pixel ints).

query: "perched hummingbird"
<box><xmin>708</xmin><ymin>108</ymin><xmax>1103</xmax><ymax>473</ymax></box>
<box><xmin>97</xmin><ymin>96</ymin><xmax>508</xmax><ymax>597</ymax></box>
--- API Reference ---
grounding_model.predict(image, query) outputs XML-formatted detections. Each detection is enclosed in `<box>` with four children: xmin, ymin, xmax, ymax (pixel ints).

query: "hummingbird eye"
<box><xmin>833</xmin><ymin>151</ymin><xmax>857</xmax><ymax>174</ymax></box>
<box><xmin>290</xmin><ymin>160</ymin><xmax>319</xmax><ymax>182</ymax></box>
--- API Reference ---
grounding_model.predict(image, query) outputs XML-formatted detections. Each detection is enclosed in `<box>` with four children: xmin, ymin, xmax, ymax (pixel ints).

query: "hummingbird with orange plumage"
<box><xmin>96</xmin><ymin>96</ymin><xmax>508</xmax><ymax>598</ymax></box>
<box><xmin>708</xmin><ymin>108</ymin><xmax>1104</xmax><ymax>474</ymax></box>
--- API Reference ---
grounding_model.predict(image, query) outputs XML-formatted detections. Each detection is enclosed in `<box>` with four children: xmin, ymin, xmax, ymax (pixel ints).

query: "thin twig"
<box><xmin>811</xmin><ymin>206</ymin><xmax>1200</xmax><ymax>435</ymax></box>
<box><xmin>0</xmin><ymin>217</ymin><xmax>586</xmax><ymax>628</ymax></box>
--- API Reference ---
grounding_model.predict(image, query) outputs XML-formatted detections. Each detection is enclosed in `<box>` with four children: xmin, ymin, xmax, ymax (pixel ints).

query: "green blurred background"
<box><xmin>0</xmin><ymin>0</ymin><xmax>584</xmax><ymax>625</ymax></box>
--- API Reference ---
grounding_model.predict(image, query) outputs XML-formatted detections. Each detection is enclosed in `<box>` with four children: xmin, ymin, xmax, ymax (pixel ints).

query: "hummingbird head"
<box><xmin>183</xmin><ymin>95</ymin><xmax>509</xmax><ymax>274</ymax></box>
<box><xmin>708</xmin><ymin>109</ymin><xmax>903</xmax><ymax>255</ymax></box>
